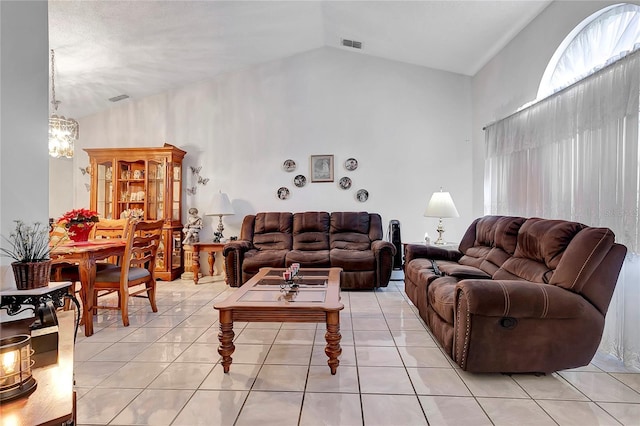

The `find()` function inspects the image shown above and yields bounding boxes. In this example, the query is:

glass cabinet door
[96,161,114,218]
[147,160,163,220]
[172,162,181,221]
[171,230,182,269]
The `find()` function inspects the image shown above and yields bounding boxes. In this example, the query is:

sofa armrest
[404,244,462,265]
[456,279,591,319]
[223,240,253,287]
[371,240,396,288]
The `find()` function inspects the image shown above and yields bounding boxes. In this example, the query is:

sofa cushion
[286,250,330,267]
[428,276,459,325]
[330,212,371,250]
[330,248,375,271]
[496,218,584,283]
[242,249,288,273]
[253,212,293,251]
[293,212,330,251]
[438,264,491,280]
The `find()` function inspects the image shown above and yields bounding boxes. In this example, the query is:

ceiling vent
[109,94,129,102]
[341,38,363,50]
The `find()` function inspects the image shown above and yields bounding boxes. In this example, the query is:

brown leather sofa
[223,211,396,289]
[404,215,627,373]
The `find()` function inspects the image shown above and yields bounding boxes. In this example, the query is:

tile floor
[73,275,640,425]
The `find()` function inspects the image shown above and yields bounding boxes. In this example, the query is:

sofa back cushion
[252,212,293,250]
[459,216,525,276]
[330,212,371,250]
[293,212,330,251]
[494,218,584,283]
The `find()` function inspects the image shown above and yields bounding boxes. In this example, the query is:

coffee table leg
[218,310,235,373]
[325,311,342,375]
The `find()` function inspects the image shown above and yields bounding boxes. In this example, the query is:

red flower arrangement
[58,208,99,242]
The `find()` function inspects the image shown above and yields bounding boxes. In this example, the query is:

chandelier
[49,49,78,159]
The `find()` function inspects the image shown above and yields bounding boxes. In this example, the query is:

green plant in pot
[0,221,53,290]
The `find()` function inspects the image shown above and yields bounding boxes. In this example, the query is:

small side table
[1,281,73,316]
[183,242,226,284]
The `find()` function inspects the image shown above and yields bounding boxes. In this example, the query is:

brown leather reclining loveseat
[404,215,627,373]
[223,211,396,289]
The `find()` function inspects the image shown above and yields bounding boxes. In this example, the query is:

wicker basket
[11,260,51,290]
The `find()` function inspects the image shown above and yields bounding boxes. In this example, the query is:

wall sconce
[0,335,37,402]
[424,188,459,245]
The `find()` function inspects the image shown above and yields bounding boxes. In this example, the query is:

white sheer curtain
[484,50,640,369]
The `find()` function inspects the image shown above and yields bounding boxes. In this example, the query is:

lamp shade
[424,190,459,218]
[207,191,235,216]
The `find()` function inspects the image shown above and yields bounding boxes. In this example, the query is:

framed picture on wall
[310,155,334,182]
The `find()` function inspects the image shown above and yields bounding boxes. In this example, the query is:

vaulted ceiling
[49,0,552,118]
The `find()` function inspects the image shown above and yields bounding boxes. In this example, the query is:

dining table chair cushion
[95,266,150,283]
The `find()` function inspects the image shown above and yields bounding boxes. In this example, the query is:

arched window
[537,3,640,99]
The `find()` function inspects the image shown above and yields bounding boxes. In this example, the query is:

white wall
[471,0,623,215]
[0,0,49,291]
[65,47,473,244]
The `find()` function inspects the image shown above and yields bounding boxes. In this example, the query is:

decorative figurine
[182,207,203,245]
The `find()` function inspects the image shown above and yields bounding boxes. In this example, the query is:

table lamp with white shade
[206,191,235,242]
[424,188,459,245]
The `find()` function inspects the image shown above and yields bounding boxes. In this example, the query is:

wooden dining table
[50,239,126,337]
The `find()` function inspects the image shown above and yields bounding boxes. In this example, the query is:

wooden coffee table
[213,267,343,374]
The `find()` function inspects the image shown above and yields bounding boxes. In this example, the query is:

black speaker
[388,220,402,269]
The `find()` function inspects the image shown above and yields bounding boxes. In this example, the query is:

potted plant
[58,208,99,242]
[0,221,52,289]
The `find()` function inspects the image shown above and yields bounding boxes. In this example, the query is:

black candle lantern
[0,335,37,402]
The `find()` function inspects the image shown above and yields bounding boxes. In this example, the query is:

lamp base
[0,376,37,402]
[433,218,446,245]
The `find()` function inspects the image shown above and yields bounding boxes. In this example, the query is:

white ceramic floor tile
[358,366,415,394]
[306,365,360,393]
[386,317,427,331]
[234,328,279,344]
[200,363,261,390]
[419,396,492,426]
[398,346,452,368]
[408,367,472,396]
[274,328,317,344]
[173,342,219,363]
[220,343,270,365]
[90,341,151,362]
[611,372,640,393]
[537,399,621,425]
[598,402,640,425]
[457,370,529,398]
[477,397,556,425]
[97,361,169,388]
[172,389,249,425]
[74,341,114,361]
[351,316,389,330]
[252,364,309,391]
[76,387,142,424]
[361,394,428,426]
[156,326,207,343]
[300,392,363,425]
[148,362,213,389]
[74,361,125,387]
[110,389,194,425]
[174,314,217,328]
[513,372,589,400]
[356,346,404,366]
[132,342,191,362]
[235,391,303,426]
[391,330,438,347]
[559,371,640,403]
[353,330,396,346]
[265,344,313,365]
[84,325,137,342]
[118,326,172,342]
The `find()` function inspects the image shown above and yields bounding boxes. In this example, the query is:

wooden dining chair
[92,219,164,327]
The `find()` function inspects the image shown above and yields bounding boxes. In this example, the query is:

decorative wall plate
[338,176,352,190]
[283,159,296,172]
[277,187,290,200]
[294,175,307,188]
[356,189,369,202]
[345,158,358,171]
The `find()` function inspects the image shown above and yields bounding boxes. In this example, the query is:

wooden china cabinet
[84,143,187,280]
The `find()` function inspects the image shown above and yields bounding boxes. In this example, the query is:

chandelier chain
[50,49,58,112]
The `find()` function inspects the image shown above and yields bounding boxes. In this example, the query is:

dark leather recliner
[223,211,396,289]
[404,215,627,373]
